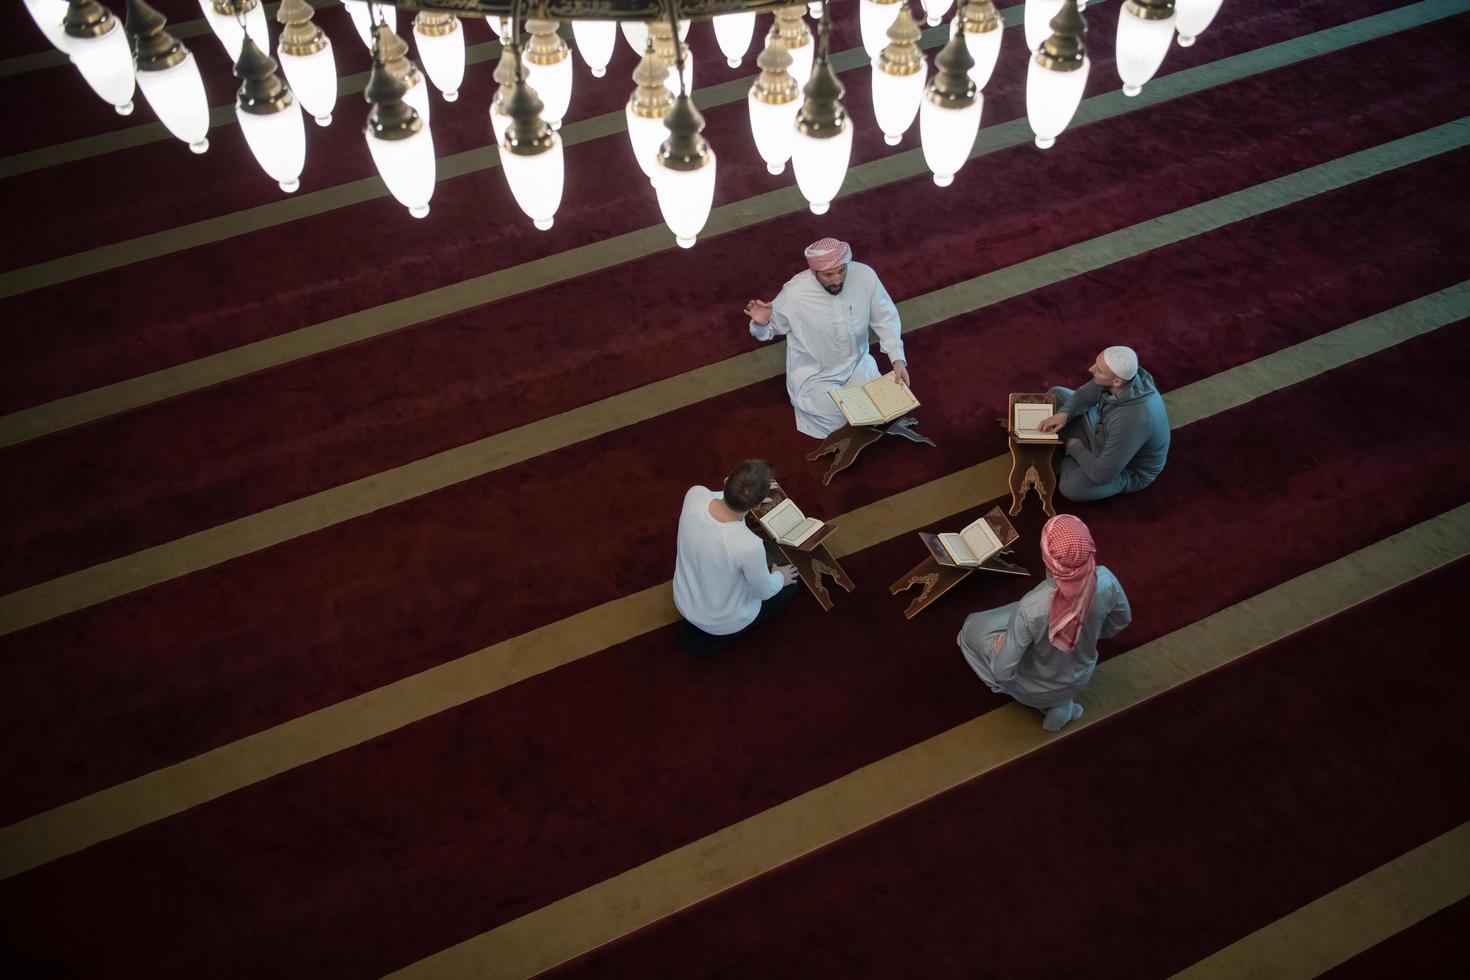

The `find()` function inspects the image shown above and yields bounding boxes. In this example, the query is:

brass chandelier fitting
[876,6,923,79]
[749,36,797,105]
[276,0,328,56]
[1036,0,1088,72]
[126,0,189,71]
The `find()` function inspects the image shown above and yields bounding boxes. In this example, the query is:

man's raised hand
[744,299,773,326]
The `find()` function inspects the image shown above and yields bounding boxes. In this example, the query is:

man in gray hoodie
[1038,346,1170,502]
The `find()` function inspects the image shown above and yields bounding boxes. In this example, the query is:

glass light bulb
[786,31,814,90]
[365,123,435,217]
[859,0,899,61]
[62,19,135,115]
[198,0,269,60]
[278,40,338,126]
[954,17,1004,91]
[713,11,755,68]
[920,93,982,186]
[747,88,799,176]
[1024,0,1065,53]
[621,19,688,56]
[1025,54,1089,148]
[415,17,465,102]
[625,107,669,180]
[808,2,824,18]
[489,101,512,147]
[571,20,616,77]
[136,52,211,152]
[923,0,954,28]
[343,0,394,49]
[791,120,854,215]
[662,50,695,99]
[524,55,573,130]
[1116,5,1176,96]
[501,136,565,230]
[1175,0,1224,46]
[22,0,71,52]
[238,98,306,192]
[871,59,927,146]
[654,153,717,248]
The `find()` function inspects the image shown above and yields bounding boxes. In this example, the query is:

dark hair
[724,459,774,513]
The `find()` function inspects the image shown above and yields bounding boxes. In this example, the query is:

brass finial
[125,0,189,72]
[657,94,712,173]
[492,46,518,113]
[957,0,1002,35]
[415,11,459,38]
[525,18,569,66]
[63,0,115,39]
[751,37,798,105]
[1036,0,1088,71]
[365,42,421,141]
[769,6,811,54]
[795,57,846,138]
[502,77,555,155]
[277,0,328,58]
[212,0,258,16]
[629,38,675,119]
[234,35,293,115]
[876,6,923,77]
[1126,0,1177,20]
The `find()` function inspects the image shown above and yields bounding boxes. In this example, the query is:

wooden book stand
[1001,391,1060,518]
[749,483,854,612]
[807,415,936,486]
[889,506,1030,619]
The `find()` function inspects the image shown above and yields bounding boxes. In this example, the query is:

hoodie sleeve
[1059,380,1103,419]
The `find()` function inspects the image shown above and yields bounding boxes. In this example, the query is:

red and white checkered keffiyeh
[1041,514,1097,652]
[804,237,852,271]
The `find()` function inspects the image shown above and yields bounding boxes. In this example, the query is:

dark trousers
[679,584,800,658]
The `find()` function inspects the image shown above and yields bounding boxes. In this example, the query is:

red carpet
[0,325,1464,973]
[545,557,1470,980]
[1322,896,1470,979]
[3,161,1467,822]
[0,2,1464,976]
[5,34,1468,586]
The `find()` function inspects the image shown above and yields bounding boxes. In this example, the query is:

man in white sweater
[673,459,800,656]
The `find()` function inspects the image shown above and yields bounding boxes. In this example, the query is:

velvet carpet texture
[547,557,1470,980]
[3,153,1468,822]
[0,329,1465,978]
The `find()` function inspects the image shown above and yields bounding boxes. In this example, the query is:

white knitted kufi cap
[1103,345,1139,381]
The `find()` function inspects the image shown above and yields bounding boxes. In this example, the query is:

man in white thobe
[743,238,910,438]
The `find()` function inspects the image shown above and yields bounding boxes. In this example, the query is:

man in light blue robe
[957,515,1131,732]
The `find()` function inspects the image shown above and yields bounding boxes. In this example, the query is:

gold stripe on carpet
[0,290,1459,878]
[1171,822,1470,980]
[384,505,1470,980]
[0,121,1465,634]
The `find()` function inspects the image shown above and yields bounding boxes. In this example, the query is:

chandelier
[29,0,1228,246]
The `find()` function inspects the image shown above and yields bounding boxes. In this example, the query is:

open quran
[829,372,920,427]
[757,498,834,550]
[1012,401,1060,443]
[937,515,1006,567]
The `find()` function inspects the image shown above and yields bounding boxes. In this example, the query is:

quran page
[939,532,979,567]
[959,517,1004,565]
[830,386,883,426]
[862,373,920,422]
[759,499,804,540]
[1013,402,1060,442]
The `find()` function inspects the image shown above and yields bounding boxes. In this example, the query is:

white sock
[1043,701,1084,733]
